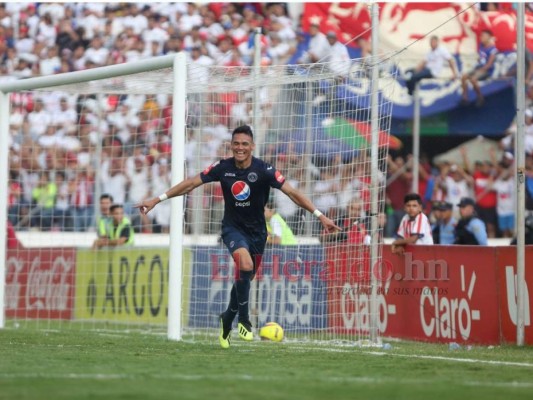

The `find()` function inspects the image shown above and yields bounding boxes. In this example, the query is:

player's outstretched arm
[134,174,204,215]
[280,181,341,233]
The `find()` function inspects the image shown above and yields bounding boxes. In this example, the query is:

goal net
[1,53,396,344]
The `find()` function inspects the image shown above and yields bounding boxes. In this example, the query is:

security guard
[96,194,113,238]
[433,201,456,245]
[92,204,134,248]
[264,202,297,245]
[454,197,488,245]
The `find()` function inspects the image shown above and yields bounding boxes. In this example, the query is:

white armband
[313,209,323,218]
[158,193,168,202]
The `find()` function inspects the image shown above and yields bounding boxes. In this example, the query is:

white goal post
[0,53,188,339]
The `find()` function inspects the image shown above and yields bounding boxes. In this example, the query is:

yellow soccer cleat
[238,320,253,341]
[219,314,231,349]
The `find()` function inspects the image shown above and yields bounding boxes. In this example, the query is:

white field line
[361,351,533,368]
[286,345,533,368]
[1,372,532,389]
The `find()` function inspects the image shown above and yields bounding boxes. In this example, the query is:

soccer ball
[259,322,284,342]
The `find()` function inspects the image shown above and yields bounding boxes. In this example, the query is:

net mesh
[4,56,396,342]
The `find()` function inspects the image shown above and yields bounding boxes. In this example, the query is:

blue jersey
[477,44,497,73]
[200,157,286,237]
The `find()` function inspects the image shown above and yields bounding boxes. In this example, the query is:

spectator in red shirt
[385,155,411,237]
[462,148,497,238]
[320,198,369,245]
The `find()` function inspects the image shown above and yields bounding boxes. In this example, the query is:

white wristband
[313,209,323,218]
[158,193,168,202]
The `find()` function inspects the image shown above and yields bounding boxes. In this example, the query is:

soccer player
[391,193,433,255]
[135,125,340,348]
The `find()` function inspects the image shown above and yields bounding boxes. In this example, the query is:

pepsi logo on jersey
[231,181,251,201]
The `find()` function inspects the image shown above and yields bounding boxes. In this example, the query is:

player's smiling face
[231,133,255,166]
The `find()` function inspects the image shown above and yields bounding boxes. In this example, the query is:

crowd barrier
[4,244,532,345]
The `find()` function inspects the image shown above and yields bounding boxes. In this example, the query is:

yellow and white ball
[259,322,284,342]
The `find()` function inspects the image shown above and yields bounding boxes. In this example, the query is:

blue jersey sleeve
[469,219,488,245]
[200,160,222,183]
[264,163,286,189]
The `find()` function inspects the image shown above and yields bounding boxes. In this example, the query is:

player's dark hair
[232,125,254,141]
[100,193,114,202]
[110,204,123,212]
[404,193,422,205]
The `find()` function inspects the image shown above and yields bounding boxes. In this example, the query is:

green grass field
[1,325,533,400]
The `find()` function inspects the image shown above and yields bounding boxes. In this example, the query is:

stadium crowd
[1,2,528,242]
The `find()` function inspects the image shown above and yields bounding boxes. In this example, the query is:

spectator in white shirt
[25,4,40,39]
[37,125,61,149]
[178,3,202,33]
[325,31,352,77]
[150,158,172,233]
[84,36,109,66]
[39,3,66,24]
[52,97,78,129]
[267,32,290,65]
[37,13,57,47]
[440,164,474,220]
[392,193,434,254]
[39,46,61,76]
[0,4,11,28]
[269,16,296,43]
[228,14,247,44]
[489,165,516,238]
[12,58,33,79]
[405,35,458,96]
[201,11,225,42]
[306,23,330,63]
[122,4,148,36]
[15,25,34,56]
[27,99,51,138]
[126,155,150,226]
[142,14,169,54]
[78,7,102,40]
[101,158,129,206]
[188,46,214,85]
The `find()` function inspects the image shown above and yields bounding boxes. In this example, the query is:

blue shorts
[221,226,266,271]
[498,214,515,231]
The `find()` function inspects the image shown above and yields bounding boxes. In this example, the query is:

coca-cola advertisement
[5,249,76,319]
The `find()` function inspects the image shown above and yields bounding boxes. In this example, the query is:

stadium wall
[4,244,531,345]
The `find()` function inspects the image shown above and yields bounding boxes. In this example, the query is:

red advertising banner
[382,245,501,345]
[324,244,501,344]
[5,248,76,320]
[324,243,373,333]
[495,247,533,344]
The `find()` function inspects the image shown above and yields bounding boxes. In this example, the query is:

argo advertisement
[74,248,178,324]
[4,245,533,345]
